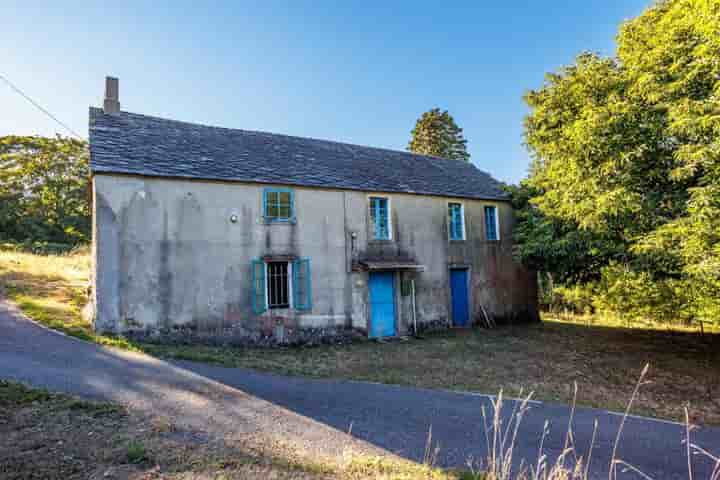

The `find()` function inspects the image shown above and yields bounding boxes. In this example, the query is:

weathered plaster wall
[93,174,537,342]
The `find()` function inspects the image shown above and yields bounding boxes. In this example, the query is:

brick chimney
[103,76,120,114]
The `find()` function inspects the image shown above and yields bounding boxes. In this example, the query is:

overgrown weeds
[471,365,720,480]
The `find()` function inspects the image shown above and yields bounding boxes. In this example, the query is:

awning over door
[359,260,425,271]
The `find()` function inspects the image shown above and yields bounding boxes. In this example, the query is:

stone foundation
[123,323,363,347]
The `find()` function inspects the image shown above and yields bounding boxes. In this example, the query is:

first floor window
[369,196,390,240]
[251,258,312,313]
[267,262,290,308]
[448,202,465,240]
[484,205,499,241]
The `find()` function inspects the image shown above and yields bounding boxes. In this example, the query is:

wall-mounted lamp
[229,214,238,223]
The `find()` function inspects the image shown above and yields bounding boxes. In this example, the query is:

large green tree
[516,0,720,324]
[408,108,470,161]
[0,135,90,245]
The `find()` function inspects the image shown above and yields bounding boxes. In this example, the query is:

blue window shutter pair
[251,258,311,313]
[370,197,390,240]
[292,258,312,311]
[485,206,498,241]
[448,203,464,240]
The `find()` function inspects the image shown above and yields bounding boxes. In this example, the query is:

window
[263,188,294,221]
[267,262,290,308]
[484,206,499,241]
[251,258,312,314]
[369,196,391,240]
[448,202,465,240]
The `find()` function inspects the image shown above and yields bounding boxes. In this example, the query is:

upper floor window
[263,187,294,222]
[369,196,391,240]
[448,202,465,240]
[484,205,499,241]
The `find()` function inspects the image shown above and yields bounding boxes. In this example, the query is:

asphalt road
[1,299,718,479]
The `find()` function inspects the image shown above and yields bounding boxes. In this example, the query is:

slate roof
[89,107,508,201]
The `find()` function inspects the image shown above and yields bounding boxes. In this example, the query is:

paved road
[1,299,718,479]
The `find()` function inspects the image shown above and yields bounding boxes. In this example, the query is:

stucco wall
[92,174,537,342]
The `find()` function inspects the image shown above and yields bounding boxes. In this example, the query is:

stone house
[89,77,537,344]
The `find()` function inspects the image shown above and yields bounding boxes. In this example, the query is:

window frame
[262,187,295,223]
[484,205,500,241]
[447,202,466,241]
[368,195,392,241]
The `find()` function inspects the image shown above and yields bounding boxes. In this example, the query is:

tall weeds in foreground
[470,364,720,480]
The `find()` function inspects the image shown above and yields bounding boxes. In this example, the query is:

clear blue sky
[2,1,648,184]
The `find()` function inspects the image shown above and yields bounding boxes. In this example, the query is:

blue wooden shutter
[456,206,463,239]
[292,258,312,311]
[251,259,267,314]
[288,189,295,221]
[262,189,271,219]
[376,198,389,239]
[485,206,498,241]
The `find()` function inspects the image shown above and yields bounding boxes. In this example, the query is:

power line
[0,73,84,139]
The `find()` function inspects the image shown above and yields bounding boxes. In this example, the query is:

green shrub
[126,440,147,464]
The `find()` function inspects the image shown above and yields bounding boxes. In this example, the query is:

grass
[0,247,138,350]
[546,310,720,335]
[125,440,148,464]
[1,380,475,479]
[2,247,719,425]
[3,379,718,480]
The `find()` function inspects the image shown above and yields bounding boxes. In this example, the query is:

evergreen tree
[408,108,470,161]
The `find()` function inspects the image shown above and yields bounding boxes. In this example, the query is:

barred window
[267,262,289,308]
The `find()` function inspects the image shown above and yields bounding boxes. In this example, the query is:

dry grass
[546,311,720,335]
[471,368,720,480]
[2,248,719,425]
[0,247,137,350]
[148,323,720,425]
[0,380,471,480]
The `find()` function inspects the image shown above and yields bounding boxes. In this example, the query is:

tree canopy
[515,0,720,324]
[408,108,470,161]
[0,135,90,246]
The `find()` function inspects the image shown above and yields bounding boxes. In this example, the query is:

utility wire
[0,73,84,139]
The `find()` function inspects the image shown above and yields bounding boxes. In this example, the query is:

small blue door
[450,269,470,327]
[369,272,396,338]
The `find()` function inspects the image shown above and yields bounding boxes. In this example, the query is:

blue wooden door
[369,272,396,338]
[450,269,470,327]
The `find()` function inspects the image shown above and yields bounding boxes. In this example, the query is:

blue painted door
[369,272,396,338]
[450,269,470,327]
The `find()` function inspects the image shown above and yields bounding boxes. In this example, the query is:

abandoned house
[89,77,538,344]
